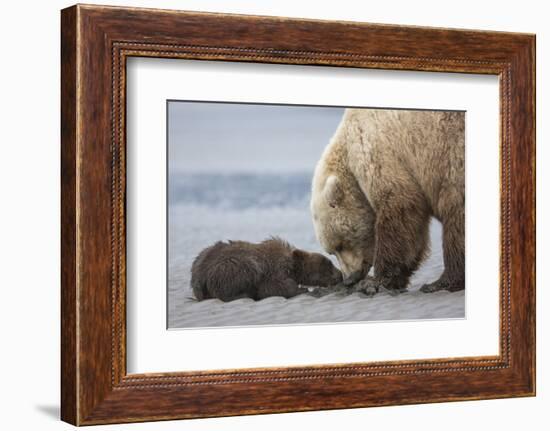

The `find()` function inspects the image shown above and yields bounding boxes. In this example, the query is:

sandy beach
[167,176,465,329]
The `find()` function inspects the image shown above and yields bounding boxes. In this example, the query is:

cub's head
[292,249,342,287]
[310,175,375,283]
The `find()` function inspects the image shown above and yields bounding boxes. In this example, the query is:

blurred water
[170,172,315,211]
[167,172,465,328]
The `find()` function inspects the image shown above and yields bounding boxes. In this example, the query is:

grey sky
[168,101,344,174]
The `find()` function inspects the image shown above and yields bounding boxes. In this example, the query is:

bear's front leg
[421,198,465,293]
[367,190,431,296]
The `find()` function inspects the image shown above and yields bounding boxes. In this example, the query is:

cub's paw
[305,285,348,298]
[305,287,323,298]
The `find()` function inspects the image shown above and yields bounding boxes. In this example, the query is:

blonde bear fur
[311,108,465,294]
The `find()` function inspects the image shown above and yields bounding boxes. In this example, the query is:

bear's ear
[324,176,343,208]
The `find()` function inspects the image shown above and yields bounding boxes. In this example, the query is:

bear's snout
[342,269,364,287]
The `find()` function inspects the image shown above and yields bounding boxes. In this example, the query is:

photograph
[167,101,466,329]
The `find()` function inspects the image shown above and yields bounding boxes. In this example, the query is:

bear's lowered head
[311,172,376,285]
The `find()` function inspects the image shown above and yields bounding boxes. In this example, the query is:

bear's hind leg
[421,198,464,293]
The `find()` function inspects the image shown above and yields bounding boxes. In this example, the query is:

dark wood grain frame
[61,4,535,426]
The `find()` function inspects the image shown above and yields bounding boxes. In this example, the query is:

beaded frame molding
[61,4,535,425]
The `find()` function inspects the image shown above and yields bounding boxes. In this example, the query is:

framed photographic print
[61,4,536,425]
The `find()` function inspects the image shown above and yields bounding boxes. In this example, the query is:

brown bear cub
[191,237,342,302]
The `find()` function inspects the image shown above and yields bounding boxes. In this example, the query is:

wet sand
[168,215,465,329]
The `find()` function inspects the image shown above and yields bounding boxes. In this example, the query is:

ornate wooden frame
[61,4,535,425]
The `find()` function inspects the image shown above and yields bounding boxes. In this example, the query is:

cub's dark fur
[191,238,342,302]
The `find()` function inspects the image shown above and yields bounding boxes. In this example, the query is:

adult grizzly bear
[310,108,464,295]
[191,238,342,302]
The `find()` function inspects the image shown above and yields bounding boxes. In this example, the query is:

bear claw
[382,286,407,297]
[354,277,409,297]
[420,283,442,293]
[354,277,380,297]
[364,285,378,297]
[421,278,464,293]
